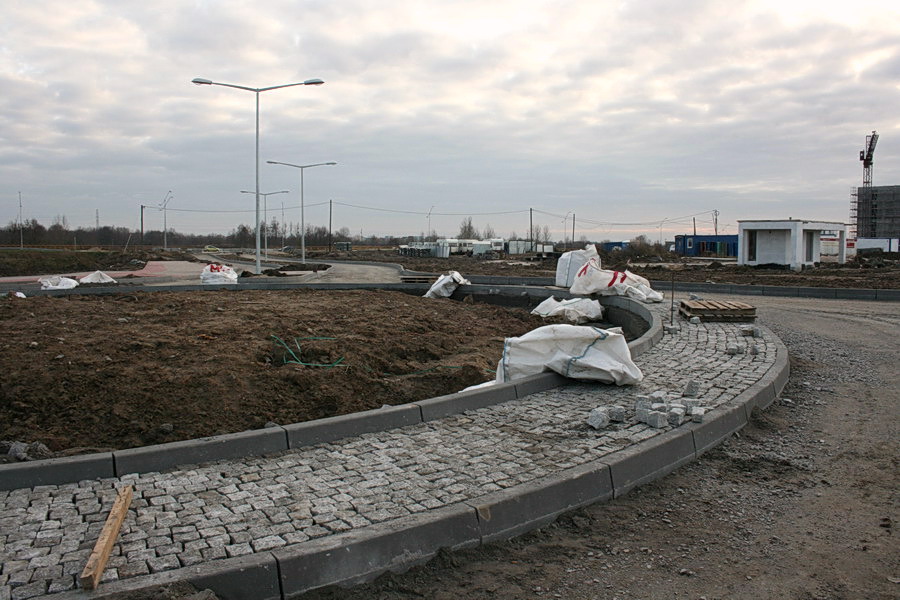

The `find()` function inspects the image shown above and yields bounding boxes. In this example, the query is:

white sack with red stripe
[495,324,643,386]
[569,259,663,302]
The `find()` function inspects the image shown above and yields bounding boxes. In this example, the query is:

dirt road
[303,296,899,600]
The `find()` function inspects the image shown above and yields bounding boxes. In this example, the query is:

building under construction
[854,185,900,239]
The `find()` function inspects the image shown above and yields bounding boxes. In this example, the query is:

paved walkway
[0,302,778,599]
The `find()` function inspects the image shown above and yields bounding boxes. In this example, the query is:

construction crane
[860,130,879,187]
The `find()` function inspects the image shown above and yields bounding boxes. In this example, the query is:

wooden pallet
[679,299,757,322]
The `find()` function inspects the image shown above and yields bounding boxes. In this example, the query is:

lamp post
[241,190,288,261]
[160,190,173,250]
[192,76,324,273]
[266,161,337,263]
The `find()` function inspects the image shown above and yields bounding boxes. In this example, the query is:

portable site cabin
[674,235,738,258]
[737,219,847,271]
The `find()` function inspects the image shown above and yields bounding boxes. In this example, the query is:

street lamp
[241,190,288,261]
[266,160,337,263]
[192,76,324,273]
[159,190,173,250]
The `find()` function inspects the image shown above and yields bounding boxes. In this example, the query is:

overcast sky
[2,0,899,242]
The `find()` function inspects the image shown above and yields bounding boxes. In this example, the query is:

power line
[332,201,529,217]
[161,200,330,214]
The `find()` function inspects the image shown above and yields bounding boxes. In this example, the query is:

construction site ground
[1,250,898,599]
[0,290,562,455]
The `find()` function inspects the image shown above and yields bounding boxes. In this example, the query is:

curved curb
[0,292,655,491]
[48,322,790,600]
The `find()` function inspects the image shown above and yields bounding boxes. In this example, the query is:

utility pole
[693,217,697,236]
[572,212,575,247]
[328,199,333,253]
[18,191,23,249]
[95,209,99,230]
[140,205,146,246]
[529,208,534,252]
[713,209,719,236]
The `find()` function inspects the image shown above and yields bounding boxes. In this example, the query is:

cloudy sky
[2,0,899,242]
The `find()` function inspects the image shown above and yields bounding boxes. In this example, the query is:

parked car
[203,245,221,253]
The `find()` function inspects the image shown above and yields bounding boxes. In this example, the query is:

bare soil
[0,290,557,454]
[634,261,900,289]
[0,249,197,277]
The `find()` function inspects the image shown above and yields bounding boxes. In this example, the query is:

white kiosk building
[737,219,847,271]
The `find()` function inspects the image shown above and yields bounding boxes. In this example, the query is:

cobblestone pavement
[0,304,777,599]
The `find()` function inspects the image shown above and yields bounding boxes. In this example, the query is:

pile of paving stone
[0,440,53,463]
[587,380,708,431]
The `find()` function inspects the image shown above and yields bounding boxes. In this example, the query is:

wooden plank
[80,486,133,591]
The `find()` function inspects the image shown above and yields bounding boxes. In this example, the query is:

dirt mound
[0,249,198,277]
[0,289,552,454]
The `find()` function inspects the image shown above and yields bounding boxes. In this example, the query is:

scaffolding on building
[855,185,900,239]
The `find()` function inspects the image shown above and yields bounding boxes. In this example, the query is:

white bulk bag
[496,324,643,386]
[531,297,604,324]
[200,264,238,284]
[79,270,117,284]
[39,276,79,290]
[424,271,470,299]
[555,245,600,287]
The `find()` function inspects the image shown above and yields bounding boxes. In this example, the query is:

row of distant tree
[0,217,358,249]
[0,216,667,257]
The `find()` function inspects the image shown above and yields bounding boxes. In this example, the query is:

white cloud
[1,0,898,239]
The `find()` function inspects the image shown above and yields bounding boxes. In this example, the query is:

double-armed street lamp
[266,161,337,263]
[240,190,288,261]
[191,76,324,273]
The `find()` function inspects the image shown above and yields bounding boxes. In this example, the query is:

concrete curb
[603,429,696,498]
[112,428,289,478]
[467,461,614,544]
[272,504,480,597]
[0,453,115,491]
[0,292,656,490]
[48,547,283,600]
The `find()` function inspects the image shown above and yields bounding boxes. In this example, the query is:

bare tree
[482,223,496,239]
[540,225,551,243]
[457,217,479,239]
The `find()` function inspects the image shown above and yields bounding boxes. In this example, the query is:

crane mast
[860,130,879,187]
[851,130,879,239]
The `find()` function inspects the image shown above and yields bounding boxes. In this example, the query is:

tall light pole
[160,190,173,250]
[192,76,324,273]
[266,161,337,263]
[241,190,288,261]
